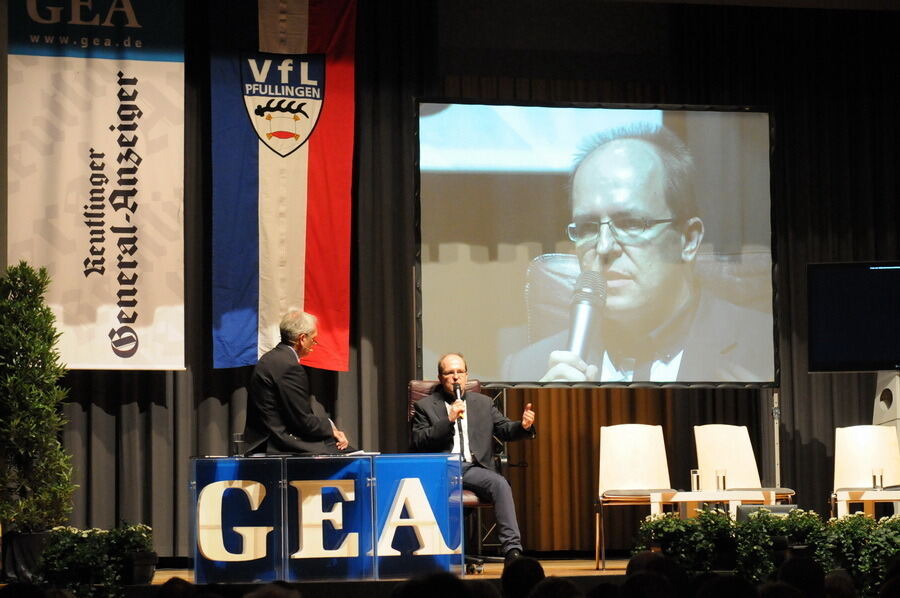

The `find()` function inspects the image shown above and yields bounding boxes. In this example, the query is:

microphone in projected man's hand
[453,382,464,418]
[566,271,607,360]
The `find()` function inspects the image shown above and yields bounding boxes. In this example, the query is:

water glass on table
[232,432,247,457]
[872,467,884,490]
[690,469,701,492]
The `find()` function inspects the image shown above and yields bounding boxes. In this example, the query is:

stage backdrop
[210,0,355,372]
[6,0,185,370]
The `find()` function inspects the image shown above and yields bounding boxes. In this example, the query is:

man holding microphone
[410,352,536,566]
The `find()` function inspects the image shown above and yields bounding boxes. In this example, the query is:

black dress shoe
[504,548,523,566]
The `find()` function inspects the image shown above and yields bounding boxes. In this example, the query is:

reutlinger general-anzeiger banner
[6,0,185,369]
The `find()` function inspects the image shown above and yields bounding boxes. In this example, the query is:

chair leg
[476,507,484,555]
[595,505,607,570]
[480,520,497,547]
[601,505,607,570]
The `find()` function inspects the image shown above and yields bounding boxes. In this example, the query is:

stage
[123,557,628,597]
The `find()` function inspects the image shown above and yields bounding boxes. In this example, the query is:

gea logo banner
[191,455,464,583]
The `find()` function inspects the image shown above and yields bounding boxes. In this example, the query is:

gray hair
[279,310,317,344]
[572,122,698,223]
[437,353,467,376]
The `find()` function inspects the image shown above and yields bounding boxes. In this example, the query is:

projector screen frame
[413,98,781,389]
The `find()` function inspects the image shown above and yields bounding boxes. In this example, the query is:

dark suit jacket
[244,342,335,454]
[409,389,535,471]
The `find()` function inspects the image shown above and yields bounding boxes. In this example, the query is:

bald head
[573,123,697,223]
[569,125,704,328]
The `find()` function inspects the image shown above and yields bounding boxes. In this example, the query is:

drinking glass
[715,469,727,491]
[232,432,247,457]
[873,467,884,490]
[690,469,701,492]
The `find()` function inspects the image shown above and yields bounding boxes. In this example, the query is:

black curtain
[53,1,899,556]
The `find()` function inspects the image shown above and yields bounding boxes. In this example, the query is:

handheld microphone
[453,382,464,418]
[566,271,607,360]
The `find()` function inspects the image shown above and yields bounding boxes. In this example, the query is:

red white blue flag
[211,0,355,371]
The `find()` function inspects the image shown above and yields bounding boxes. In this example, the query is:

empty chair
[596,423,674,570]
[832,424,900,517]
[693,424,794,502]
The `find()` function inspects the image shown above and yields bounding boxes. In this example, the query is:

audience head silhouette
[527,577,584,598]
[777,556,825,598]
[502,556,546,598]
[393,571,471,598]
[695,574,758,598]
[620,571,673,598]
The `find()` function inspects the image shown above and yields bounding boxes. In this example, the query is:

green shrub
[637,509,900,594]
[826,513,878,586]
[690,508,736,572]
[0,262,75,533]
[734,508,828,583]
[782,508,830,566]
[860,516,900,596]
[633,512,695,569]
[39,524,154,598]
[735,509,778,583]
[634,509,736,572]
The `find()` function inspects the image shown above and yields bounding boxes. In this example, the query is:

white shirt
[444,399,473,462]
[600,350,685,382]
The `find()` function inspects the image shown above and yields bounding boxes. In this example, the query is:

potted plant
[634,509,736,573]
[108,523,157,585]
[39,527,112,595]
[735,509,778,583]
[859,515,900,596]
[633,512,695,569]
[781,508,829,564]
[0,262,76,581]
[825,512,877,589]
[734,508,828,583]
[639,507,900,592]
[39,524,155,597]
[689,508,736,572]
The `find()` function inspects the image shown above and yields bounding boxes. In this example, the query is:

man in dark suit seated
[243,310,352,455]
[410,352,536,566]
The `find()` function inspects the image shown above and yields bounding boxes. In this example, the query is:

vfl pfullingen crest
[241,54,325,157]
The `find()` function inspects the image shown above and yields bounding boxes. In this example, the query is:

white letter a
[376,478,460,556]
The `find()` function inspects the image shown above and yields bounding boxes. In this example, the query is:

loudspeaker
[873,371,900,425]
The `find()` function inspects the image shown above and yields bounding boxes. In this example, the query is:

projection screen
[418,103,775,385]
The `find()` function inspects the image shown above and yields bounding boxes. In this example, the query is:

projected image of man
[505,123,771,382]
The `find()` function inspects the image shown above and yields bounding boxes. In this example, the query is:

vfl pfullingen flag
[211,0,354,370]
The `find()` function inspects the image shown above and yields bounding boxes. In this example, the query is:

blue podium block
[373,454,464,579]
[284,456,376,581]
[191,457,284,584]
[190,454,463,582]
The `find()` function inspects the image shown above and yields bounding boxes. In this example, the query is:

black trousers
[462,461,522,553]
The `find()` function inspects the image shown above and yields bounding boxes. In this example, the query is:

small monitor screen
[808,262,900,373]
[418,102,776,384]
